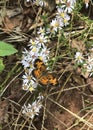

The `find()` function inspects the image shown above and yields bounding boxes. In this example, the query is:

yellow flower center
[60,13,65,18]
[55,22,59,27]
[32,41,35,45]
[63,19,67,24]
[29,86,34,92]
[32,47,37,52]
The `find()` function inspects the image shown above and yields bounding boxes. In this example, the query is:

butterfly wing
[32,69,42,79]
[32,59,58,86]
[34,59,46,71]
[39,75,49,86]
[47,73,58,85]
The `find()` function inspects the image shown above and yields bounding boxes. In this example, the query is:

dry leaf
[0,100,9,123]
[87,78,93,93]
[3,16,15,32]
[2,16,21,33]
[71,39,86,52]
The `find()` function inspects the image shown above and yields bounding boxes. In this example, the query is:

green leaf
[0,41,18,56]
[0,59,5,72]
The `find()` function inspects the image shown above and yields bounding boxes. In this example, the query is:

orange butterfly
[32,59,58,86]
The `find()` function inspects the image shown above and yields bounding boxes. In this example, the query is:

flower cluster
[21,30,50,92]
[50,0,76,34]
[22,94,43,119]
[22,0,77,92]
[75,48,93,77]
[22,0,76,119]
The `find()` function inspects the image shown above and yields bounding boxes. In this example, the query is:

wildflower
[65,0,76,13]
[22,67,38,91]
[29,47,41,62]
[22,76,38,91]
[75,52,84,63]
[29,39,41,49]
[50,18,63,33]
[36,35,49,45]
[84,0,90,8]
[22,72,31,85]
[21,45,41,69]
[56,7,70,26]
[38,46,50,62]
[56,7,66,19]
[37,27,45,36]
[59,0,76,5]
[22,95,43,119]
[86,65,93,77]
[21,49,32,68]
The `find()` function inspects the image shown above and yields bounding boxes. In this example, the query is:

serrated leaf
[0,41,18,56]
[0,59,5,72]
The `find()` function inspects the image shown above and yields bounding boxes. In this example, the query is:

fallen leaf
[0,100,9,123]
[3,16,15,32]
[2,15,21,33]
[71,39,86,52]
[87,78,93,93]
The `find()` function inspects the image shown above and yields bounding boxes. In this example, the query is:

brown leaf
[75,67,89,79]
[2,16,20,33]
[0,100,9,123]
[71,39,86,52]
[87,78,93,93]
[3,16,15,32]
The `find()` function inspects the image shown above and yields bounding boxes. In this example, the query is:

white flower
[38,46,50,62]
[22,69,38,91]
[86,65,93,77]
[36,35,49,45]
[59,0,76,6]
[50,18,63,33]
[22,79,38,92]
[56,7,70,26]
[22,95,43,119]
[21,59,30,68]
[22,72,31,85]
[75,52,84,63]
[65,0,76,13]
[28,47,41,62]
[67,0,76,6]
[84,0,90,8]
[37,27,45,35]
[29,39,41,49]
[50,18,59,32]
[21,45,41,69]
[21,49,32,68]
[56,7,65,19]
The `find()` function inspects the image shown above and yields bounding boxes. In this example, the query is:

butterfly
[32,59,58,86]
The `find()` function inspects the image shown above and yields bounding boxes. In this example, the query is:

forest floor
[0,0,93,130]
